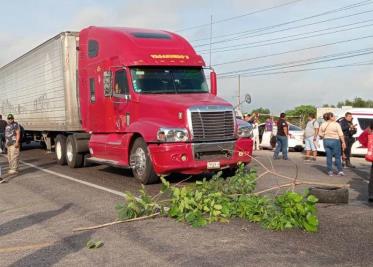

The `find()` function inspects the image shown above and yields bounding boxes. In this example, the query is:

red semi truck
[0,26,253,184]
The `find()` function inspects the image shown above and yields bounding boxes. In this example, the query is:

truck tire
[309,186,349,204]
[130,138,159,184]
[222,164,251,178]
[222,167,237,178]
[55,135,67,165]
[66,135,84,168]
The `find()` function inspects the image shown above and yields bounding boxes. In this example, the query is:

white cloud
[0,33,48,67]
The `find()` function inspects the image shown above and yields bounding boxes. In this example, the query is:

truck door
[105,69,131,163]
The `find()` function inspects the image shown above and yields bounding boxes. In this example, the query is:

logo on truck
[150,54,190,60]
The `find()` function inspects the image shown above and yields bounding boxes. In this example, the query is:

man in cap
[0,114,7,153]
[5,114,21,175]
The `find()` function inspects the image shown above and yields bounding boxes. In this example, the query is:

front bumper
[148,138,253,175]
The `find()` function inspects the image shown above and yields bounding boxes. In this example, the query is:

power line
[198,18,373,52]
[231,61,373,78]
[198,20,373,54]
[216,60,373,79]
[194,8,373,47]
[176,0,304,32]
[219,50,373,77]
[213,34,373,66]
[190,0,373,41]
[232,49,373,74]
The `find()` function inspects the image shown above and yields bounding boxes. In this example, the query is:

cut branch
[73,212,160,232]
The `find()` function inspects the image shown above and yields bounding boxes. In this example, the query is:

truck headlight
[157,128,189,142]
[237,124,253,138]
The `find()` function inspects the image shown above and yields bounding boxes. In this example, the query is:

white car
[317,108,373,156]
[258,123,305,152]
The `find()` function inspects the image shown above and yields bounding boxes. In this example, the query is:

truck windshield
[130,67,209,94]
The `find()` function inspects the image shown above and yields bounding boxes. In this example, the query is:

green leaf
[86,240,96,249]
[307,195,319,203]
[303,222,317,232]
[306,213,319,226]
[95,240,104,248]
[213,204,223,210]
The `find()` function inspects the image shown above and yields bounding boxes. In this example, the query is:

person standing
[265,116,274,132]
[357,122,373,202]
[273,113,289,160]
[0,114,7,153]
[5,114,21,175]
[339,112,357,168]
[252,118,260,150]
[304,114,319,161]
[319,112,346,176]
[243,113,251,122]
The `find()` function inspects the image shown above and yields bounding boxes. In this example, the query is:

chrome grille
[189,106,235,141]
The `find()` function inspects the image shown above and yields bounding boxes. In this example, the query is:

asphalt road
[0,144,372,267]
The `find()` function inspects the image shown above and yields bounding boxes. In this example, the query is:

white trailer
[0,32,81,132]
[0,32,85,149]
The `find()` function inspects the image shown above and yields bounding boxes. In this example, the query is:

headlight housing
[157,128,189,142]
[237,124,253,138]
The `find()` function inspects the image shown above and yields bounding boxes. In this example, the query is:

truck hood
[129,93,234,142]
[138,93,231,109]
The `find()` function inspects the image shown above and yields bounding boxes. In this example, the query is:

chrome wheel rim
[56,141,62,160]
[131,147,146,176]
[66,141,73,162]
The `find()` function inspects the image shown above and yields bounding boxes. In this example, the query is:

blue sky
[1,0,372,113]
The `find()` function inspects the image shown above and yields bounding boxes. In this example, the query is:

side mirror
[103,71,113,96]
[210,71,217,96]
[245,94,251,104]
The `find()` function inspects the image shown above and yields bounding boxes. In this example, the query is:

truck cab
[75,26,253,184]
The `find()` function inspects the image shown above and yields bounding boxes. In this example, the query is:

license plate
[207,161,220,169]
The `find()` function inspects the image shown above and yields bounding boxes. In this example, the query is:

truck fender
[71,133,91,153]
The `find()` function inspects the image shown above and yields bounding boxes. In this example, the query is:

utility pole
[237,74,241,107]
[209,15,213,67]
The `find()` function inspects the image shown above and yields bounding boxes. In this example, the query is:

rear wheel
[130,138,159,184]
[55,135,67,165]
[66,135,84,168]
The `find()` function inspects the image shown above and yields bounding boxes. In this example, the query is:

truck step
[87,157,131,169]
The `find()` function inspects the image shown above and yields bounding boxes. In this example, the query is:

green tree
[250,107,271,123]
[285,105,316,117]
[337,97,373,108]
[285,105,317,127]
[250,107,271,115]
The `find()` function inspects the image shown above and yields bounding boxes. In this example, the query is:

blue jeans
[274,135,288,159]
[323,138,342,172]
[0,133,4,152]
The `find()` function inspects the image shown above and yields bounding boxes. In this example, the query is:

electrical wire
[213,34,373,66]
[190,0,373,42]
[176,0,305,32]
[219,54,373,77]
[218,47,373,75]
[193,8,373,47]
[197,19,373,54]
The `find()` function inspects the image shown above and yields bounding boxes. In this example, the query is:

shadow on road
[1,161,60,182]
[0,203,72,237]
[8,231,92,267]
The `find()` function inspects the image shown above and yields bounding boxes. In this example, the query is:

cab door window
[89,78,96,103]
[113,70,129,97]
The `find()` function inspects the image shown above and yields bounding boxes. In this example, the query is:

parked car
[258,123,305,152]
[317,108,373,156]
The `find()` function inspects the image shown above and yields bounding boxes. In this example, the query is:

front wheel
[130,138,159,184]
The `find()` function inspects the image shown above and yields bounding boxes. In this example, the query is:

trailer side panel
[0,32,81,131]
